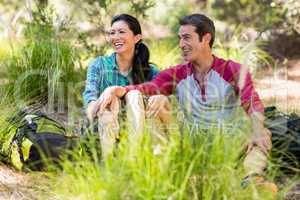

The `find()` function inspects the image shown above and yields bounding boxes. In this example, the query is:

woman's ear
[134,34,142,44]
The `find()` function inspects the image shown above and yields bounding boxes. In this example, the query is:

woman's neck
[116,50,134,73]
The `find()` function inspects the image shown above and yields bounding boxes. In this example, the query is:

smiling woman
[82,14,172,159]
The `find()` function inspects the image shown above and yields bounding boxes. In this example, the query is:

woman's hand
[95,86,127,116]
[86,100,98,122]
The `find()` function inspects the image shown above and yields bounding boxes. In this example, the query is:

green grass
[0,9,85,109]
[3,38,84,106]
[38,121,283,200]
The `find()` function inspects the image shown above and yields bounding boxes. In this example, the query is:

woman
[83,14,171,159]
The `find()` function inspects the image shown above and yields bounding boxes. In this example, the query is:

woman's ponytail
[132,41,151,84]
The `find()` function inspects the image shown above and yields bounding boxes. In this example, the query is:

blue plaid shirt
[82,52,159,107]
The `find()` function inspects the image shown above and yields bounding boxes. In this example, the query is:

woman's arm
[83,58,103,121]
[96,65,183,116]
[82,58,102,107]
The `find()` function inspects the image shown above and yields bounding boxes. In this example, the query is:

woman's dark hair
[111,14,151,84]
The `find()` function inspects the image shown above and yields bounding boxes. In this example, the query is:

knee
[125,90,144,106]
[125,90,145,114]
[146,95,172,123]
[98,109,117,124]
[147,95,171,111]
[148,95,169,104]
[125,90,143,100]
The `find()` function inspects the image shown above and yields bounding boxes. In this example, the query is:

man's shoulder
[213,56,242,73]
[170,62,192,72]
[158,63,192,81]
[215,56,240,66]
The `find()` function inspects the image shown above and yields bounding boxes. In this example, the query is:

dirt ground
[285,183,300,200]
[0,163,37,200]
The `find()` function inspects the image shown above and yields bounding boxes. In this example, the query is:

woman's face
[109,20,141,54]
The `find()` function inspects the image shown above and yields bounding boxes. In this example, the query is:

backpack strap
[17,114,66,133]
[9,116,39,164]
[9,127,27,163]
[9,109,66,133]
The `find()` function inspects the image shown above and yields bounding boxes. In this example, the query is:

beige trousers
[97,90,172,159]
[243,146,269,176]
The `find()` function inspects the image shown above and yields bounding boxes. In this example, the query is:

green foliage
[2,7,84,107]
[214,27,274,72]
[153,0,200,35]
[129,0,156,18]
[148,37,181,70]
[281,0,300,34]
[211,0,285,33]
[75,0,155,17]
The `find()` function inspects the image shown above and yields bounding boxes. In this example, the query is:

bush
[2,8,85,109]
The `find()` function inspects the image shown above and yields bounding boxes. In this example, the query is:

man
[94,14,277,195]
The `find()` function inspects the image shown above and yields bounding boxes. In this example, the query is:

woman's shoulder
[88,56,103,68]
[88,53,115,69]
[149,63,160,79]
[149,63,159,72]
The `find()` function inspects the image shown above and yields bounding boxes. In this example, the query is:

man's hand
[247,127,272,155]
[247,112,272,155]
[146,95,171,119]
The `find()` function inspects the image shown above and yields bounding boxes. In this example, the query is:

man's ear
[134,34,142,44]
[203,33,212,45]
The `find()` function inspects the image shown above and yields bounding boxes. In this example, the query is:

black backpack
[0,110,99,171]
[264,106,300,172]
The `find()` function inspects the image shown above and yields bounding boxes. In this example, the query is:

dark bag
[0,110,82,170]
[264,106,300,171]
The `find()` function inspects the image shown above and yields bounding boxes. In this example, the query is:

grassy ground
[38,123,282,200]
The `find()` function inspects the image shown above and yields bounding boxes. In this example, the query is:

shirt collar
[190,55,217,75]
[110,52,119,70]
[111,52,133,76]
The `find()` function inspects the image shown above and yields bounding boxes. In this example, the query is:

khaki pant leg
[146,95,173,154]
[243,146,268,176]
[125,90,146,142]
[97,97,120,160]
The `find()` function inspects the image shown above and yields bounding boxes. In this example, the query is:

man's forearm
[248,111,272,153]
[250,111,265,133]
[111,86,127,98]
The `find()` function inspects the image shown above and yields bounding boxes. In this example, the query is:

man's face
[178,25,208,62]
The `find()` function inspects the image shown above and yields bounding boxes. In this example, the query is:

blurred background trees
[1,0,299,61]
